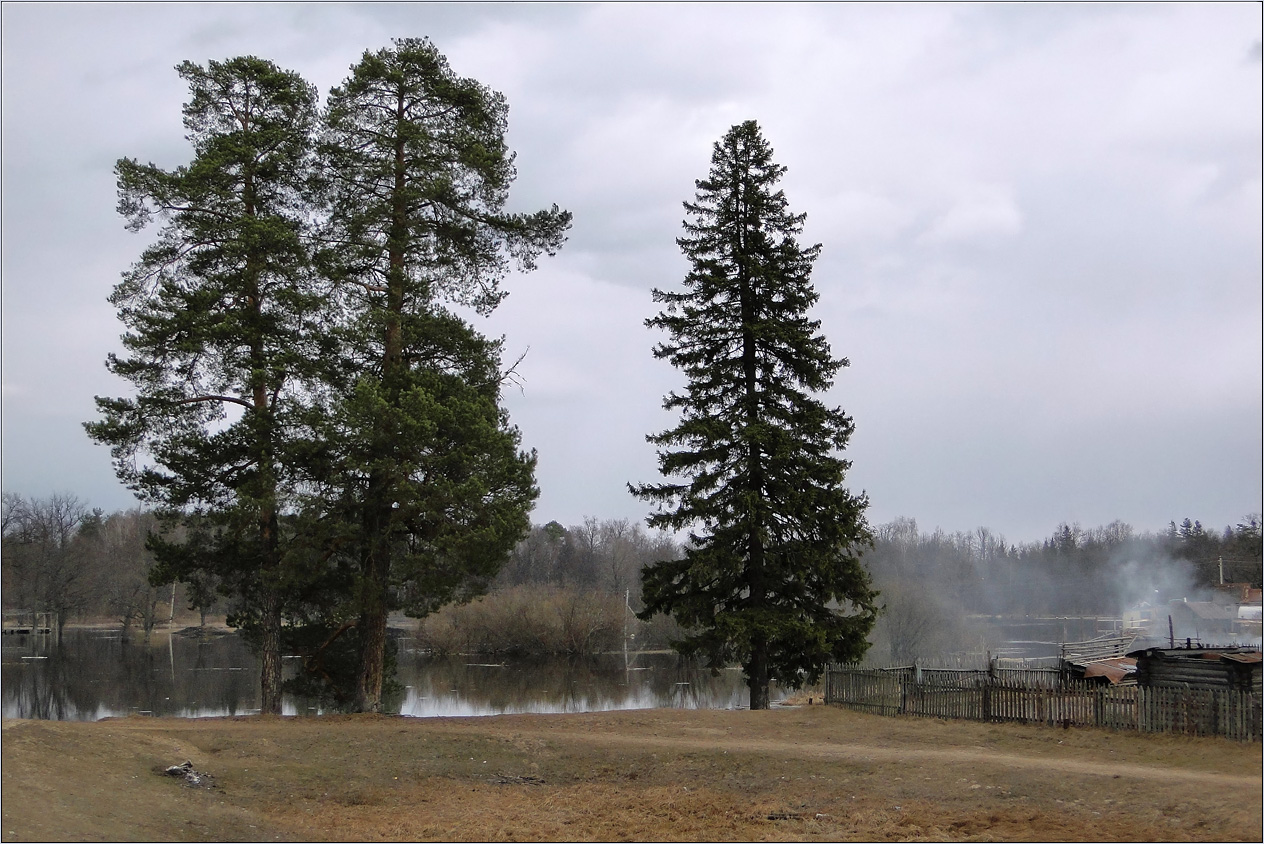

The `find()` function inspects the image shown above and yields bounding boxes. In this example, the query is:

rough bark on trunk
[352,102,408,715]
[748,643,771,710]
[243,166,284,717]
[259,587,283,715]
[354,500,391,712]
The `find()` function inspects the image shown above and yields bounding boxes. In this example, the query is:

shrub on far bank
[417,585,683,656]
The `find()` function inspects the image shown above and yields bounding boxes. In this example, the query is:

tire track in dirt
[516,728,1260,788]
[15,714,1254,790]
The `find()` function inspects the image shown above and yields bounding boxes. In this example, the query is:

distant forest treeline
[869,515,1263,616]
[862,514,1261,664]
[2,491,1260,657]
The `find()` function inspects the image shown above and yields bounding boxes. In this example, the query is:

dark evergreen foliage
[312,38,571,711]
[84,57,326,713]
[84,40,570,713]
[632,120,878,709]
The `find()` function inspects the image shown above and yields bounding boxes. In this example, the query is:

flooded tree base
[2,707,1259,841]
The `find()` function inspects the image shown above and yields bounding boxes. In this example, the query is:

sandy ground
[2,706,1260,842]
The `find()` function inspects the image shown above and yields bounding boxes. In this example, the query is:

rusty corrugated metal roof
[1221,652,1263,665]
[1083,657,1137,684]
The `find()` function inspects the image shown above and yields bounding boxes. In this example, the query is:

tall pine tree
[317,38,570,712]
[85,57,326,714]
[633,120,878,710]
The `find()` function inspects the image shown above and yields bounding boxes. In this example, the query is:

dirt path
[520,726,1257,786]
[3,707,1260,841]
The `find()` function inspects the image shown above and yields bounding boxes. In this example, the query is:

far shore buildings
[1121,582,1262,646]
[1065,583,1262,689]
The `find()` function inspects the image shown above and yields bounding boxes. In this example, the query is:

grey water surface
[2,629,764,721]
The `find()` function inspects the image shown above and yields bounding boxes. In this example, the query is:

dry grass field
[3,705,1260,841]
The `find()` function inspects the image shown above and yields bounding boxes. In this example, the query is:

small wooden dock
[1,610,52,635]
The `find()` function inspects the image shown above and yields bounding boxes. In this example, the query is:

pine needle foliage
[316,38,570,711]
[85,57,326,714]
[632,121,878,709]
[87,41,570,715]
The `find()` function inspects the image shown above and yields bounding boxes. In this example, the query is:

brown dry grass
[3,706,1260,842]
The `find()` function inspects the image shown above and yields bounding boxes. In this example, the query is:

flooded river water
[1,628,766,720]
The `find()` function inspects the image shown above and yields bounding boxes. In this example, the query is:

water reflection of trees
[2,631,260,720]
[3,632,759,720]
[394,647,751,716]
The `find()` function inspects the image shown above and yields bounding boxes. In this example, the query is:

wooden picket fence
[825,664,1261,742]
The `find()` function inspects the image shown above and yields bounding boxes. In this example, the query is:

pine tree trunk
[260,587,283,715]
[355,505,390,713]
[355,605,387,712]
[355,473,393,713]
[244,174,285,718]
[748,639,771,710]
[352,110,407,716]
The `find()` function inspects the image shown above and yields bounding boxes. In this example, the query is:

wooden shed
[1167,601,1239,640]
[1127,645,1262,695]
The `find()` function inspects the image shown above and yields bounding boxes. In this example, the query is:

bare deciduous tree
[0,493,92,640]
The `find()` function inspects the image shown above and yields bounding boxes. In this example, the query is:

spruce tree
[317,38,570,712]
[632,120,878,710]
[85,57,325,714]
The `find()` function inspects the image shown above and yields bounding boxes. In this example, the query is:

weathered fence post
[823,662,1260,742]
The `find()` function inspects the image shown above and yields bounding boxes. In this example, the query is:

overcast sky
[2,3,1260,545]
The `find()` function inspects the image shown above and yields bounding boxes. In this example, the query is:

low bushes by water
[417,585,682,656]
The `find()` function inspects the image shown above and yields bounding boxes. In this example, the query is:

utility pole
[623,589,634,669]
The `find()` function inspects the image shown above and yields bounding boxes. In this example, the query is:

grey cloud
[1,3,1258,541]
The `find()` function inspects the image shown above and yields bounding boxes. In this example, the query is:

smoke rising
[862,517,1262,666]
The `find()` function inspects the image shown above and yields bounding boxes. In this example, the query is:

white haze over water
[1109,555,1200,618]
[1096,549,1257,648]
